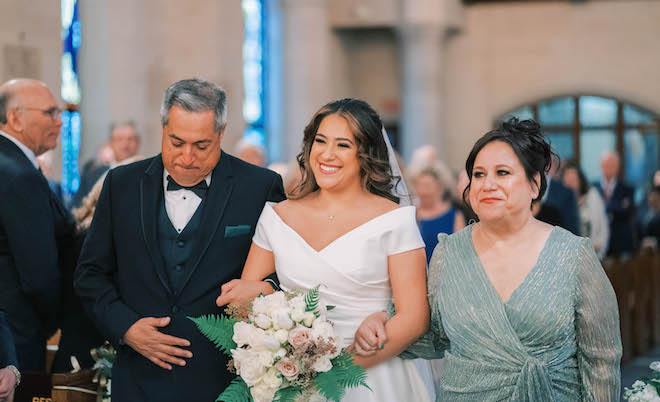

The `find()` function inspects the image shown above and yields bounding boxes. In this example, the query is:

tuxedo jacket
[595,180,636,256]
[75,152,285,401]
[0,135,74,371]
[0,310,17,368]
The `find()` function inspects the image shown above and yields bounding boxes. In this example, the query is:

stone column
[399,23,446,161]
[280,0,331,162]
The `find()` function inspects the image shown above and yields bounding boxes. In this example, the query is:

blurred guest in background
[455,169,478,224]
[0,310,19,402]
[561,160,609,259]
[235,137,266,167]
[73,121,140,207]
[639,185,660,249]
[536,154,580,234]
[0,78,74,372]
[596,151,636,257]
[410,144,438,167]
[411,162,465,263]
[36,150,64,204]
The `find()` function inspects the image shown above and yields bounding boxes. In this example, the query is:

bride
[216,98,435,401]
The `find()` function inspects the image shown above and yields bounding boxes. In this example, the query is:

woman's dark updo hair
[290,98,401,203]
[463,117,557,207]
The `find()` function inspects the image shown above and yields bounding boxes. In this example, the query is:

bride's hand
[350,312,388,357]
[215,279,273,307]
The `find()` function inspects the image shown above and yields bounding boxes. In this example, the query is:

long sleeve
[574,237,622,401]
[1,171,62,335]
[0,311,17,368]
[398,233,449,360]
[74,169,140,346]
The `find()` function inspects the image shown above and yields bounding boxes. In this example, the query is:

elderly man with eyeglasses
[0,78,75,373]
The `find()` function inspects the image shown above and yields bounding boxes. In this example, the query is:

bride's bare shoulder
[365,194,401,215]
[273,197,314,219]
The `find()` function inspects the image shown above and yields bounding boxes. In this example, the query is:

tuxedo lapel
[176,152,235,296]
[140,155,170,293]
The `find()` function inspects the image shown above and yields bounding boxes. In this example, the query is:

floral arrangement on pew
[91,342,117,402]
[189,285,370,402]
[624,361,660,401]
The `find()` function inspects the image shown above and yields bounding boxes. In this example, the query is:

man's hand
[349,312,388,357]
[0,367,17,402]
[216,279,273,307]
[123,317,192,370]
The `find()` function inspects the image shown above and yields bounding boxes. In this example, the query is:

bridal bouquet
[189,285,370,402]
[624,361,660,401]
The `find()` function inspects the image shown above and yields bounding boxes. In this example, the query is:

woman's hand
[216,279,273,307]
[349,312,388,357]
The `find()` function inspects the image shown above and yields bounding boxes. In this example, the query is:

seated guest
[411,162,465,263]
[0,310,19,402]
[595,151,636,257]
[561,160,609,258]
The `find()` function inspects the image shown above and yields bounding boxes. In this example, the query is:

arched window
[503,96,660,195]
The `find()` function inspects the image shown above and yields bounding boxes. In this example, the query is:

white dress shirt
[163,169,212,232]
[0,130,39,169]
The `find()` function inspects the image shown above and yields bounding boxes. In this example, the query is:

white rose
[254,314,272,330]
[260,334,281,351]
[311,356,333,373]
[257,350,275,367]
[247,327,266,348]
[237,354,265,387]
[288,326,314,351]
[290,309,306,323]
[650,361,660,372]
[302,312,317,327]
[311,320,334,340]
[250,382,277,402]
[274,329,289,344]
[233,321,254,347]
[272,309,294,330]
[262,367,283,389]
[252,295,270,315]
[274,348,287,360]
[231,348,251,371]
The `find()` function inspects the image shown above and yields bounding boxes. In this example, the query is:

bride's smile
[309,114,360,191]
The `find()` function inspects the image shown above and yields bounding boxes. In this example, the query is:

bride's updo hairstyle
[463,117,556,208]
[290,98,400,203]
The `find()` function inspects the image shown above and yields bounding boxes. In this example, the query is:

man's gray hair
[160,78,227,133]
[0,91,13,125]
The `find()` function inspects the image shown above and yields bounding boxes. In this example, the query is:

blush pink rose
[276,357,299,381]
[288,326,313,351]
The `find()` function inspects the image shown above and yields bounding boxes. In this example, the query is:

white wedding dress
[252,202,435,402]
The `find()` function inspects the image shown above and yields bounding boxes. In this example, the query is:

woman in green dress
[352,118,622,401]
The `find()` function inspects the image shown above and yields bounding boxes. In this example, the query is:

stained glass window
[61,0,81,206]
[242,0,267,152]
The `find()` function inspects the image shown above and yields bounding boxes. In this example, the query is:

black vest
[157,198,204,293]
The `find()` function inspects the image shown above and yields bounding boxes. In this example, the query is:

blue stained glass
[538,97,575,126]
[623,104,658,125]
[61,0,81,205]
[546,132,574,160]
[625,130,658,188]
[242,0,266,147]
[579,96,617,127]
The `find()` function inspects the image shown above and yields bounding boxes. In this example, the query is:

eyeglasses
[19,107,62,120]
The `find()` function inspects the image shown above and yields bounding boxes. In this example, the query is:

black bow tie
[166,175,208,198]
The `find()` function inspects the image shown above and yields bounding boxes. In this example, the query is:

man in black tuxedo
[75,78,285,401]
[0,310,19,402]
[595,151,636,256]
[0,79,74,372]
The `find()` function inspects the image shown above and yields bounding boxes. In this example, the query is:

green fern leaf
[304,285,321,312]
[216,378,251,402]
[274,386,302,402]
[313,353,371,401]
[315,371,346,402]
[188,314,238,356]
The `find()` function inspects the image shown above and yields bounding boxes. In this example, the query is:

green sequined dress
[402,225,622,401]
